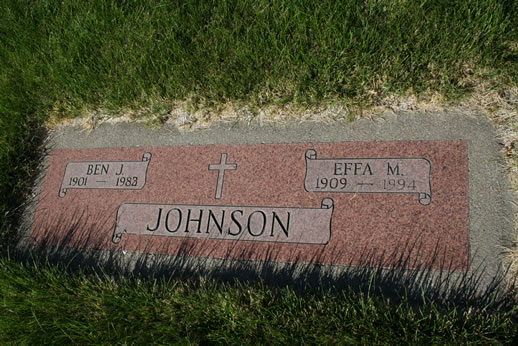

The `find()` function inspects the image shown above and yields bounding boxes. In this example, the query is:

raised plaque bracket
[304,149,432,205]
[112,198,334,245]
[59,152,152,197]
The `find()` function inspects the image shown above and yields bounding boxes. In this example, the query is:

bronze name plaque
[59,152,151,197]
[304,149,432,205]
[113,198,334,245]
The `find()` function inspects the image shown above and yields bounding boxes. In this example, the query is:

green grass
[1,0,518,343]
[1,0,517,114]
[1,259,517,344]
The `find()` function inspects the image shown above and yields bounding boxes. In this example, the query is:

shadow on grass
[13,212,517,315]
[0,119,47,254]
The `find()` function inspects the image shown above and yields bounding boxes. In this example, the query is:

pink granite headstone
[31,140,469,271]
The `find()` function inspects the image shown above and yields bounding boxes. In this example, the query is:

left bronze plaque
[58,152,151,197]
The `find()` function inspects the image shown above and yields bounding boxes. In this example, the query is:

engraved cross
[208,153,237,199]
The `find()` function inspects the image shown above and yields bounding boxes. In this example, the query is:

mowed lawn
[1,0,518,343]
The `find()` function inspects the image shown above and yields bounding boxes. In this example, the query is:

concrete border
[19,110,516,295]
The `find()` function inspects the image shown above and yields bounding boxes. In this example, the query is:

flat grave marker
[30,139,469,271]
[21,113,515,287]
